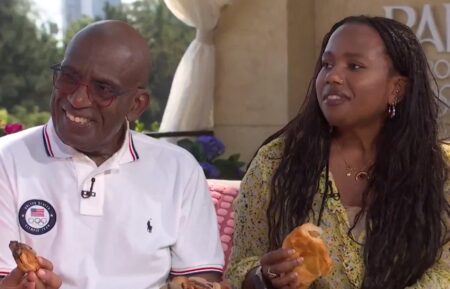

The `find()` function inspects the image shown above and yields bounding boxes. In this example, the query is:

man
[0,20,224,289]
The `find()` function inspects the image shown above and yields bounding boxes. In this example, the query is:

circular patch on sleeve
[18,199,57,235]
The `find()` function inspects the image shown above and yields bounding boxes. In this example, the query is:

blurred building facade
[63,0,121,30]
[215,0,450,164]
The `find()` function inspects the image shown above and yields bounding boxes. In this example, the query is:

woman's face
[316,23,400,129]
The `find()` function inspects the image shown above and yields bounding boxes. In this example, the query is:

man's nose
[67,84,93,108]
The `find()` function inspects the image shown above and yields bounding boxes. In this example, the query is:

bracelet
[253,266,274,289]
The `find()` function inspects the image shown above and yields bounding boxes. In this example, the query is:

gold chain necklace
[336,143,371,181]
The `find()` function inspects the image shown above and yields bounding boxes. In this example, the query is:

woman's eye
[321,62,332,69]
[349,63,363,70]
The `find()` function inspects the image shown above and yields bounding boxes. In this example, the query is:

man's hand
[0,257,61,289]
[27,257,62,289]
[0,267,29,289]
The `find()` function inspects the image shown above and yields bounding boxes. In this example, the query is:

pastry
[282,223,332,289]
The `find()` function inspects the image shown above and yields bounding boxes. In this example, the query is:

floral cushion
[207,179,241,269]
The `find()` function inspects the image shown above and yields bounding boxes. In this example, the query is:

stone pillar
[215,0,449,165]
[215,0,315,163]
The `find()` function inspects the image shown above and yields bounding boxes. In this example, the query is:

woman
[225,16,450,289]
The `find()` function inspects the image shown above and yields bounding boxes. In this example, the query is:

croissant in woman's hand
[282,223,332,289]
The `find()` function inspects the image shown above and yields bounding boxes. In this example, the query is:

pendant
[355,171,369,181]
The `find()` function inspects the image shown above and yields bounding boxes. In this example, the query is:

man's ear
[389,76,408,104]
[126,89,150,122]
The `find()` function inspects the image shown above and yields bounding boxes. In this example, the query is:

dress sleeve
[224,140,281,289]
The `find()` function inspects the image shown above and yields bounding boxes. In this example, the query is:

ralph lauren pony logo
[147,219,152,233]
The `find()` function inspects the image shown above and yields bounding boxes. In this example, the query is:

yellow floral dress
[225,138,450,289]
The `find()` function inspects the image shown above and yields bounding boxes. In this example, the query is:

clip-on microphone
[81,178,96,198]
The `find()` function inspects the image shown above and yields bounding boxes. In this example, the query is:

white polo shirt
[0,120,224,289]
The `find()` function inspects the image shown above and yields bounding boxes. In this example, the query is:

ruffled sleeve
[224,139,283,289]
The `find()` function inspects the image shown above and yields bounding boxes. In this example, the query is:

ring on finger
[266,266,279,279]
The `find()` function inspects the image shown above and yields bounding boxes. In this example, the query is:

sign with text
[384,4,450,131]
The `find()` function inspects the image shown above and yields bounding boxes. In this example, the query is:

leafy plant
[1,0,193,129]
[177,136,245,180]
[133,120,159,132]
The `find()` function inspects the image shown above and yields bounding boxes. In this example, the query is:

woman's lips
[323,94,347,106]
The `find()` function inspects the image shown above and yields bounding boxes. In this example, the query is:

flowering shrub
[0,123,24,137]
[0,108,25,136]
[4,123,24,134]
[177,136,245,180]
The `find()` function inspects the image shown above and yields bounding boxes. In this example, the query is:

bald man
[0,20,224,289]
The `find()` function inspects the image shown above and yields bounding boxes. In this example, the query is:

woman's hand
[260,248,303,289]
[0,257,62,289]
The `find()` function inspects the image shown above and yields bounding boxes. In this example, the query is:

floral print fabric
[225,138,450,289]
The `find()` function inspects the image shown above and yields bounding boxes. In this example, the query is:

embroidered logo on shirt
[147,219,152,233]
[19,199,57,235]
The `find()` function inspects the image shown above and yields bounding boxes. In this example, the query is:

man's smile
[65,110,92,126]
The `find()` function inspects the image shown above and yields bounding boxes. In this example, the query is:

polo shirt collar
[42,119,139,164]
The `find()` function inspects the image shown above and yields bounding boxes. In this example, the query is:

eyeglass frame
[50,63,143,108]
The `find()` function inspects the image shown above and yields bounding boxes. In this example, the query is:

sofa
[207,179,241,269]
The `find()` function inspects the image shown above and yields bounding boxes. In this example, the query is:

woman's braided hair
[264,15,449,289]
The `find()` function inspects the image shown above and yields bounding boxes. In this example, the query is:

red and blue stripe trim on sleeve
[170,266,224,275]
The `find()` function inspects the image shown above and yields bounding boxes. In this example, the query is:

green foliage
[133,120,159,132]
[212,154,246,180]
[63,15,95,46]
[7,105,50,128]
[0,0,193,128]
[0,109,8,128]
[0,0,62,123]
[150,121,160,132]
[177,138,207,162]
[133,120,146,132]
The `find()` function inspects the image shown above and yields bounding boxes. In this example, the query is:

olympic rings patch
[19,199,57,235]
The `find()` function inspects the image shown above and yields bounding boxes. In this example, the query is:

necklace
[336,143,371,181]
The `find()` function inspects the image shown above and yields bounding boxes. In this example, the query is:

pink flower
[4,123,23,134]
